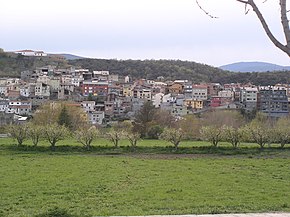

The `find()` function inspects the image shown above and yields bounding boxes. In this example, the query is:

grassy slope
[0,139,290,217]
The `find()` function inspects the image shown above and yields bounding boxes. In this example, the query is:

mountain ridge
[49,53,85,60]
[220,61,290,72]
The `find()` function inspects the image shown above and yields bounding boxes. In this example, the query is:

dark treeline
[69,58,229,82]
[216,71,290,85]
[69,58,290,85]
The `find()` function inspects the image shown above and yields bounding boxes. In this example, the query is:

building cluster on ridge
[0,64,289,125]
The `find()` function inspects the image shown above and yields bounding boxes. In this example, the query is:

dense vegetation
[218,71,290,86]
[70,58,290,85]
[69,58,230,82]
[1,48,290,85]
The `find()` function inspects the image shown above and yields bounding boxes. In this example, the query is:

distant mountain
[220,61,290,72]
[50,53,85,60]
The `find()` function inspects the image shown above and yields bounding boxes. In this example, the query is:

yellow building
[184,99,203,109]
[168,83,183,94]
[122,85,133,97]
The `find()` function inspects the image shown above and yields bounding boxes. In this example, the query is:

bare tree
[160,128,185,149]
[126,132,141,149]
[273,117,290,148]
[241,113,273,148]
[197,0,290,57]
[44,123,69,150]
[8,124,29,146]
[223,126,243,148]
[27,123,44,147]
[106,129,125,147]
[75,126,99,150]
[200,125,223,147]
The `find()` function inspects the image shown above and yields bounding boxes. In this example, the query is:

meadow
[0,138,290,217]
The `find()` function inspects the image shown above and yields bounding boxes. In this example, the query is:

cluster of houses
[0,64,290,126]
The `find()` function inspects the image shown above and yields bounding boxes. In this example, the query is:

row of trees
[8,122,142,150]
[9,113,290,150]
[201,113,290,149]
[6,102,140,150]
[6,101,290,150]
[133,101,290,149]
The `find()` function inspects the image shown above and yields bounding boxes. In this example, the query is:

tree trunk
[174,142,179,150]
[232,141,238,149]
[280,141,286,148]
[17,138,23,146]
[32,137,39,147]
[50,139,56,151]
[114,139,118,147]
[51,144,56,151]
[258,142,265,149]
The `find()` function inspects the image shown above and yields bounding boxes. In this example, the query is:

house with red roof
[14,50,47,57]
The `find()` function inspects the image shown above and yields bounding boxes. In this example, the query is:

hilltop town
[0,50,289,126]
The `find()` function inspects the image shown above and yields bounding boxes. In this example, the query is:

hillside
[216,71,290,85]
[2,51,290,85]
[220,61,290,72]
[69,58,230,82]
[0,52,70,77]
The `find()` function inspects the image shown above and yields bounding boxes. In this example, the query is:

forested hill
[0,51,228,82]
[1,50,290,85]
[69,59,230,82]
[69,58,290,85]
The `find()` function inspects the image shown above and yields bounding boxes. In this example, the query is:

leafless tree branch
[236,0,290,57]
[196,0,218,19]
[195,0,290,57]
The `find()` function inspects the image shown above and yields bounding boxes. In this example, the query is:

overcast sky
[1,0,289,67]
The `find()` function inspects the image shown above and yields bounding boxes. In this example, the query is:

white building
[218,90,234,99]
[240,87,258,111]
[88,111,105,125]
[93,71,109,80]
[71,76,83,87]
[241,87,258,102]
[192,84,208,101]
[152,93,164,108]
[7,101,32,115]
[19,85,31,98]
[14,50,47,57]
[81,101,96,112]
[125,76,130,83]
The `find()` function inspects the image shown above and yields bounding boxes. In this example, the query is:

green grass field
[0,138,290,217]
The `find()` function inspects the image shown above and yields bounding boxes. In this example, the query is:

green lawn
[0,138,290,217]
